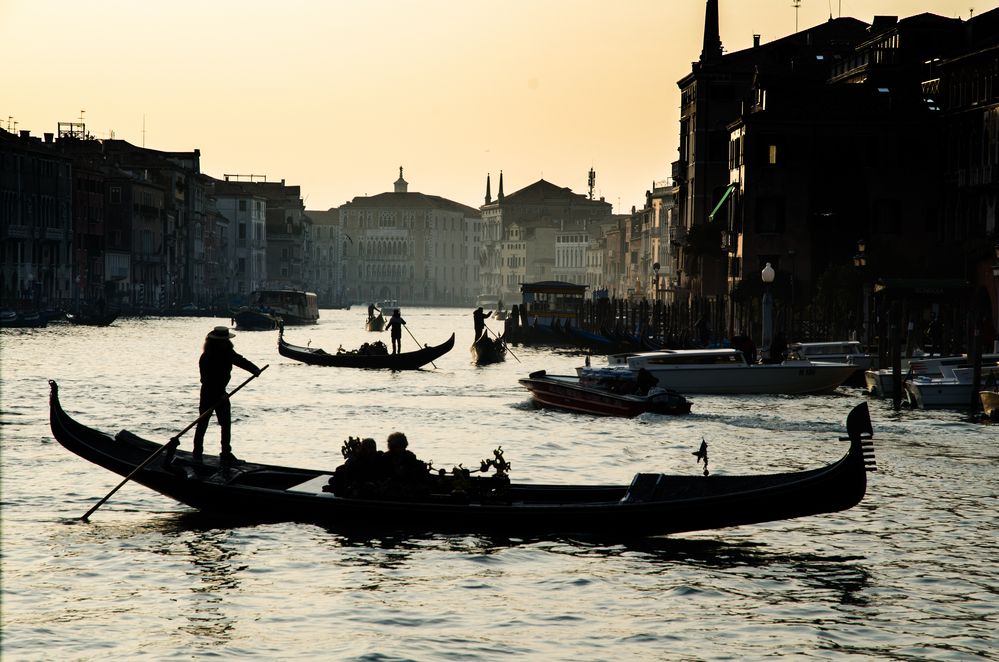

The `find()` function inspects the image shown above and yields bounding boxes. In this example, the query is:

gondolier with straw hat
[175,326,261,467]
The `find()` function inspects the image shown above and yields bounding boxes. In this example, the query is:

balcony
[671,160,687,184]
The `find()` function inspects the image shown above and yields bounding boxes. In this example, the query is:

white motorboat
[587,348,857,395]
[904,364,999,409]
[788,341,872,370]
[865,353,999,398]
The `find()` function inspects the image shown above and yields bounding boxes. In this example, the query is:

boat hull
[601,363,856,395]
[520,374,692,417]
[279,331,454,370]
[48,381,875,536]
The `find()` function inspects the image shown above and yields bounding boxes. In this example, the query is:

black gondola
[365,313,385,332]
[66,309,119,326]
[471,332,506,365]
[49,380,876,536]
[278,328,454,370]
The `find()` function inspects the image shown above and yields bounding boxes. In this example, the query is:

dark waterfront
[2,308,997,660]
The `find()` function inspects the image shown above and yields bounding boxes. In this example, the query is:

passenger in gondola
[329,437,385,497]
[385,309,406,354]
[383,432,430,499]
[179,326,261,467]
[473,306,492,340]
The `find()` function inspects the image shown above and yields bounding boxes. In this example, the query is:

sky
[2,0,979,213]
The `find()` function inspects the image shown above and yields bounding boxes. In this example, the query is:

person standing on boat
[190,326,261,466]
[473,306,492,340]
[367,302,380,320]
[385,309,406,354]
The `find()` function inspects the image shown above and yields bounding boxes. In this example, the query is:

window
[768,144,778,165]
[239,200,247,212]
[110,186,121,203]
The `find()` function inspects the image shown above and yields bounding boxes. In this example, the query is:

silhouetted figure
[770,332,788,363]
[731,333,757,364]
[636,367,659,395]
[473,306,492,340]
[184,326,260,466]
[383,432,429,499]
[367,303,379,319]
[329,437,386,497]
[385,309,406,354]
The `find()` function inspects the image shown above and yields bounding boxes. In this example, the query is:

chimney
[44,133,54,143]
[19,130,30,139]
[753,34,761,48]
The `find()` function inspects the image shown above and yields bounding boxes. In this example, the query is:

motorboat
[789,341,872,369]
[904,364,999,409]
[865,353,999,398]
[587,348,856,395]
[519,370,692,418]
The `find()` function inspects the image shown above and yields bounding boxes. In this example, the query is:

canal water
[1,308,996,660]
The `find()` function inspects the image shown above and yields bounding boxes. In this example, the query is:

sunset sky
[2,0,976,213]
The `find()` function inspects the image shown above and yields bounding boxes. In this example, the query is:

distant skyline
[2,0,977,213]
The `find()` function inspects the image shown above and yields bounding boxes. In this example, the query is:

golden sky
[2,0,976,213]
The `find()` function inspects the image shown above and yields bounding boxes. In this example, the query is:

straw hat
[207,326,235,340]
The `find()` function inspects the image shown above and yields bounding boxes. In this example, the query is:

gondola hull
[279,330,454,369]
[471,333,506,365]
[49,381,875,536]
[365,314,385,332]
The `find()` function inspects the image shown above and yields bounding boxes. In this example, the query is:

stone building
[338,168,480,305]
[0,129,73,308]
[305,208,346,307]
[210,178,268,298]
[479,174,613,303]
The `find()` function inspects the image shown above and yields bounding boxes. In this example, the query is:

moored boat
[278,328,454,370]
[520,370,692,417]
[48,380,876,536]
[592,348,856,395]
[904,364,999,409]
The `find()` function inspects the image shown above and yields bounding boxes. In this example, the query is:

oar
[404,325,437,369]
[485,324,521,363]
[80,365,269,522]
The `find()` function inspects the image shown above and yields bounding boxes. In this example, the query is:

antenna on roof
[587,168,596,200]
[792,0,801,31]
[142,114,146,147]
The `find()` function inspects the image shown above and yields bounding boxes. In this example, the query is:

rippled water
[2,308,997,660]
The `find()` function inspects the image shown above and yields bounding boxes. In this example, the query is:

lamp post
[761,262,775,360]
[853,239,869,346]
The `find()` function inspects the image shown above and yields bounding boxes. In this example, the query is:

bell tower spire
[498,170,504,201]
[485,173,492,204]
[700,0,723,62]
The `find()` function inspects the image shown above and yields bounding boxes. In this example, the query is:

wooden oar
[485,324,521,363]
[404,325,437,369]
[80,365,269,522]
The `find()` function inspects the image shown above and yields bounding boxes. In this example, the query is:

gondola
[365,313,385,332]
[278,327,454,370]
[519,370,692,417]
[471,331,506,365]
[48,380,876,536]
[232,307,280,331]
[66,309,119,326]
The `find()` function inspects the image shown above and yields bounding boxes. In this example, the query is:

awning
[708,184,736,222]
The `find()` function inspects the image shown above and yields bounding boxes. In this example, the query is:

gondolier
[386,309,406,354]
[190,326,261,466]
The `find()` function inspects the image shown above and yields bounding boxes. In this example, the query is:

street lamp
[761,262,775,360]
